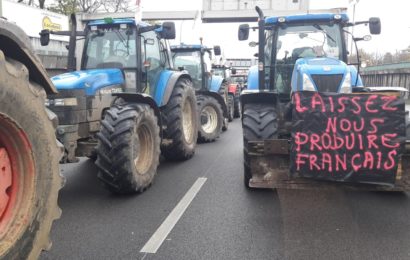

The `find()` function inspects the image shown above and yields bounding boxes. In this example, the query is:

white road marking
[140,177,207,254]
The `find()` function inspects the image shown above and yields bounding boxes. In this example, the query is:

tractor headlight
[302,73,316,91]
[52,98,78,106]
[339,73,352,93]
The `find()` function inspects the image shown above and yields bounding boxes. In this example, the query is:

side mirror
[249,41,258,47]
[39,29,50,46]
[231,68,237,75]
[353,35,372,42]
[369,17,381,35]
[160,22,176,39]
[238,24,249,41]
[214,45,221,56]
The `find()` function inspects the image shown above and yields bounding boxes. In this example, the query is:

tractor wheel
[242,103,278,188]
[96,103,161,194]
[197,95,224,143]
[161,78,198,160]
[0,54,62,259]
[222,116,229,132]
[406,111,410,141]
[233,97,241,118]
[227,94,235,122]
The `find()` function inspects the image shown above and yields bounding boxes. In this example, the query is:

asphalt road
[41,120,410,260]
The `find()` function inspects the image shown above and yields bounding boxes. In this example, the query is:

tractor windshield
[83,26,137,69]
[172,51,202,89]
[213,68,230,79]
[267,23,343,94]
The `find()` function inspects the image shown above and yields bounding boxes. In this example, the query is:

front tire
[242,103,278,188]
[96,103,161,194]
[161,78,198,160]
[0,53,62,259]
[233,96,240,118]
[197,95,224,142]
[227,94,235,122]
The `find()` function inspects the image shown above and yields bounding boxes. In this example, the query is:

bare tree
[48,0,103,14]
[48,0,77,15]
[38,0,45,8]
[77,0,101,13]
[101,0,132,12]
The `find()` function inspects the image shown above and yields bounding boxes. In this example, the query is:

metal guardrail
[361,63,410,91]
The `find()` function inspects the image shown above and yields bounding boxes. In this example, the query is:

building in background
[2,0,68,73]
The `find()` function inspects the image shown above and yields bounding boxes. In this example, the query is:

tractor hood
[291,57,357,93]
[51,69,124,96]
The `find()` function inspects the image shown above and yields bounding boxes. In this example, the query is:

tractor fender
[240,91,278,118]
[0,19,57,94]
[112,93,162,134]
[246,66,259,90]
[196,90,228,118]
[158,70,191,106]
[209,75,224,93]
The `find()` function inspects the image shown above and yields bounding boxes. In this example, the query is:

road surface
[41,120,410,260]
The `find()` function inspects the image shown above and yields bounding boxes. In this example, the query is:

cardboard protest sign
[290,91,405,185]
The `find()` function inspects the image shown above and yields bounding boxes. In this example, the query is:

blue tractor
[41,16,198,194]
[171,44,230,142]
[236,8,407,189]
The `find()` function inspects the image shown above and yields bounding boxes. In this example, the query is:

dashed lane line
[140,177,207,254]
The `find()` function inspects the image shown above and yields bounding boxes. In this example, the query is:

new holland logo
[323,66,332,72]
[42,16,62,31]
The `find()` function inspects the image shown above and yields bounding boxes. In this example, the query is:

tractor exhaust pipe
[67,13,77,72]
[255,6,265,91]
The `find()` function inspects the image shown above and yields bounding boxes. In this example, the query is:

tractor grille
[311,74,344,93]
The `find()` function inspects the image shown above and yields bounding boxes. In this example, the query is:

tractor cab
[171,44,231,141]
[239,12,381,99]
[212,65,232,80]
[77,18,175,96]
[171,44,216,91]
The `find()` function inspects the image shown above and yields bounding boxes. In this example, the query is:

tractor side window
[203,52,212,73]
[141,31,162,95]
[203,51,213,90]
[159,39,170,69]
[86,41,98,68]
[265,30,274,90]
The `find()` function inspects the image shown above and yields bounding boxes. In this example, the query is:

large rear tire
[242,103,278,188]
[197,95,224,143]
[161,78,198,160]
[0,53,62,259]
[96,103,161,194]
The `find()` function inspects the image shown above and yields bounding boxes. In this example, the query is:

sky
[140,0,410,59]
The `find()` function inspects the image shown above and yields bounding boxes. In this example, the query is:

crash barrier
[361,62,410,92]
[37,54,68,76]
